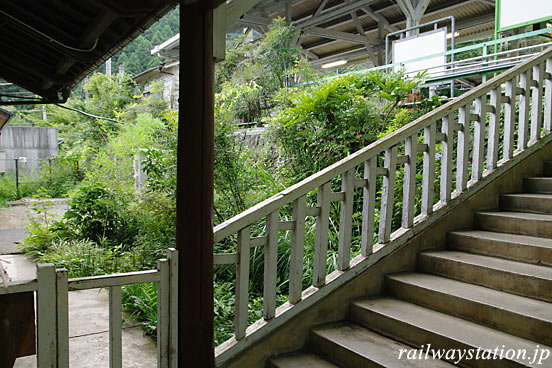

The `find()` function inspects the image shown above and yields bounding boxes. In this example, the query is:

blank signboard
[392,28,447,78]
[498,0,552,31]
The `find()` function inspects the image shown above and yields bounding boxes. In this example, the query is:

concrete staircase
[268,162,552,367]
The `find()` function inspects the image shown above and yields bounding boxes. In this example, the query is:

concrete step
[499,193,552,214]
[417,250,552,302]
[268,353,338,368]
[385,273,552,345]
[524,177,552,194]
[475,211,552,239]
[310,322,454,368]
[447,230,552,266]
[351,298,552,368]
[544,161,552,177]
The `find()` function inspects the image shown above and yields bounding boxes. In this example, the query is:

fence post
[37,263,57,368]
[157,258,170,368]
[167,248,179,368]
[56,268,69,368]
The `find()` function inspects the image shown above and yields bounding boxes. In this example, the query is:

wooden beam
[314,0,329,17]
[362,6,399,33]
[178,4,215,367]
[304,26,381,46]
[296,0,377,29]
[55,10,117,75]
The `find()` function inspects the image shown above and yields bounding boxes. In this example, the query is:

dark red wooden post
[177,3,215,367]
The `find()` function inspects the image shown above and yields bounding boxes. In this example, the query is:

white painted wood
[338,170,354,270]
[167,249,178,368]
[421,122,436,217]
[157,259,169,368]
[362,158,377,256]
[279,221,295,231]
[235,227,251,340]
[263,211,279,319]
[487,88,501,171]
[456,105,470,193]
[109,285,122,368]
[56,268,69,368]
[379,147,398,243]
[530,62,544,142]
[37,263,57,368]
[289,197,306,304]
[68,270,159,290]
[213,48,552,243]
[440,115,453,204]
[472,96,487,181]
[518,69,531,150]
[250,237,267,247]
[313,182,331,287]
[213,253,238,265]
[402,134,417,228]
[0,279,37,295]
[545,58,552,133]
[504,78,516,160]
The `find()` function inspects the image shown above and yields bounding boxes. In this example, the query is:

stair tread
[386,273,552,323]
[478,211,552,221]
[352,297,552,363]
[313,322,454,367]
[501,193,552,199]
[420,251,552,280]
[448,230,552,250]
[270,353,338,368]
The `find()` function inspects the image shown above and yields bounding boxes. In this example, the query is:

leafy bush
[59,182,139,247]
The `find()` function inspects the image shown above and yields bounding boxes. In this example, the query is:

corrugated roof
[240,0,498,67]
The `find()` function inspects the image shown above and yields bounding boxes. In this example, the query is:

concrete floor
[13,289,158,368]
[0,204,158,367]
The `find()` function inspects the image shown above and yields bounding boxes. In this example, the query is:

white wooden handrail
[213,46,552,354]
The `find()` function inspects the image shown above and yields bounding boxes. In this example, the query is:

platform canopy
[233,0,497,68]
[0,0,204,105]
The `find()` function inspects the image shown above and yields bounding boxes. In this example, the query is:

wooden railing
[0,249,178,368]
[214,47,552,361]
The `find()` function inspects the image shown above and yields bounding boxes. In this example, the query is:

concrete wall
[0,126,59,175]
[219,139,552,368]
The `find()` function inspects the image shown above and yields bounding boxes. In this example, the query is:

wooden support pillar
[177,3,215,367]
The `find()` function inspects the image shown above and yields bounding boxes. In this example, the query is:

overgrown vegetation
[18,19,441,344]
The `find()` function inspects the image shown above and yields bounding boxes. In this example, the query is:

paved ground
[0,201,157,367]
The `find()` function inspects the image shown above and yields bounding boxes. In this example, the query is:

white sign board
[392,28,447,78]
[498,0,552,31]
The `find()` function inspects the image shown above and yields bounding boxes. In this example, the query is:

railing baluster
[379,146,398,243]
[289,197,306,304]
[545,58,552,134]
[263,211,279,318]
[338,170,354,270]
[422,122,436,217]
[167,249,178,368]
[109,286,122,368]
[313,183,330,286]
[37,263,57,368]
[487,88,501,171]
[157,259,170,368]
[456,105,470,193]
[503,78,516,160]
[518,69,531,150]
[440,116,453,204]
[361,158,377,256]
[530,62,544,143]
[56,268,69,368]
[473,96,487,181]
[402,135,417,228]
[235,226,251,340]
